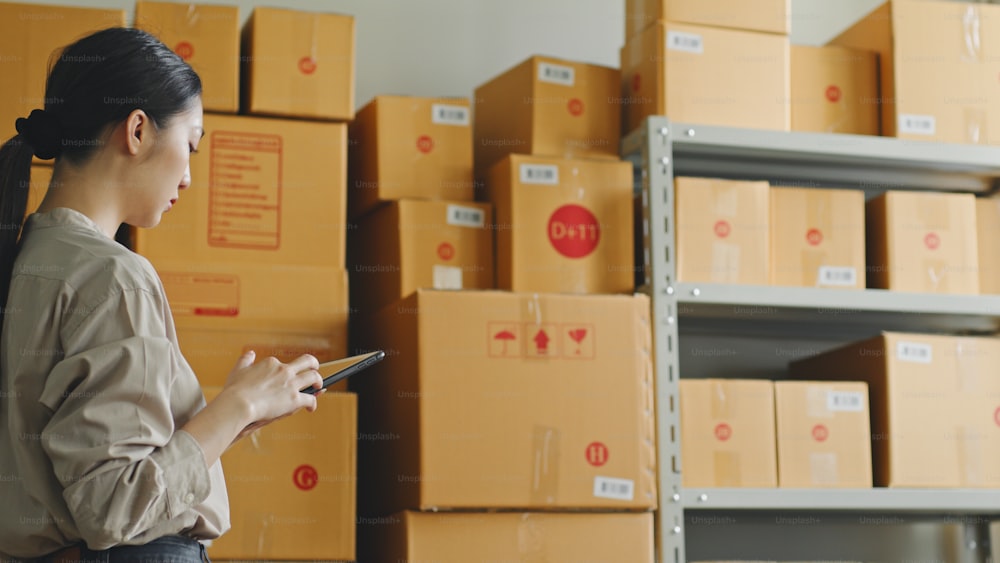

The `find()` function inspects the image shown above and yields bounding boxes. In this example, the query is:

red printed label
[568,98,584,116]
[812,424,829,442]
[632,73,641,92]
[826,85,842,103]
[293,465,319,491]
[714,220,731,239]
[925,232,940,250]
[806,228,823,246]
[417,135,434,154]
[993,407,1000,427]
[714,423,732,441]
[585,442,609,467]
[548,205,600,258]
[437,242,454,261]
[161,272,240,317]
[298,57,317,75]
[209,131,282,250]
[175,41,194,61]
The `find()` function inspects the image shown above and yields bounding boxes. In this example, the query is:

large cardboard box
[203,388,356,561]
[679,379,778,488]
[770,186,866,288]
[134,1,240,113]
[621,21,789,135]
[241,6,355,121]
[133,113,348,270]
[625,0,790,38]
[830,0,1000,144]
[348,199,494,317]
[774,381,873,488]
[866,191,978,294]
[790,333,1000,487]
[361,511,654,563]
[473,56,620,180]
[977,197,1000,294]
[485,155,634,294]
[349,95,474,219]
[352,290,657,516]
[0,3,126,145]
[675,177,769,285]
[790,44,879,135]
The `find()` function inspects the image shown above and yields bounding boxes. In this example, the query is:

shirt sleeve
[37,287,213,550]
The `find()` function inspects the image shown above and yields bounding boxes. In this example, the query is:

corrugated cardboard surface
[203,388,357,561]
[775,381,873,488]
[133,113,348,270]
[790,44,879,135]
[485,154,634,294]
[362,511,654,563]
[770,186,866,288]
[135,1,240,113]
[621,21,790,134]
[976,197,1000,294]
[679,379,778,488]
[352,289,656,515]
[625,0,790,38]
[348,95,474,219]
[348,198,494,317]
[241,6,355,120]
[865,191,978,294]
[675,177,770,285]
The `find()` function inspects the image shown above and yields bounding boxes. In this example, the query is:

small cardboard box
[976,197,1000,294]
[625,0,790,39]
[790,44,879,135]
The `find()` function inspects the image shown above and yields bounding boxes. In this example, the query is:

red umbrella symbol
[494,330,516,355]
[568,328,587,354]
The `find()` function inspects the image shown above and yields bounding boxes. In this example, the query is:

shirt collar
[26,207,111,238]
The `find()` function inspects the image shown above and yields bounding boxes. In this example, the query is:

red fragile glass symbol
[925,232,940,250]
[586,442,609,466]
[417,135,434,154]
[826,85,842,103]
[806,228,823,246]
[812,424,829,442]
[568,328,587,355]
[714,220,731,239]
[568,98,584,116]
[175,41,194,61]
[714,423,732,441]
[298,57,317,75]
[293,464,319,491]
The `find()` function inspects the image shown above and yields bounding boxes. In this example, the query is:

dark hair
[0,27,201,340]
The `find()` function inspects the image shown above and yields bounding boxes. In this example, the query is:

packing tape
[517,513,545,563]
[806,385,833,419]
[183,3,200,26]
[962,5,983,63]
[710,241,741,283]
[709,381,733,420]
[963,106,986,145]
[810,452,839,486]
[955,338,981,395]
[530,425,560,506]
[957,424,984,486]
[713,451,741,487]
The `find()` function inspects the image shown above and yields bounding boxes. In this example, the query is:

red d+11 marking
[293,464,319,491]
[812,424,829,442]
[925,232,940,250]
[548,205,600,258]
[714,423,732,441]
[586,442,609,466]
[714,220,731,239]
[806,228,823,246]
[568,98,584,116]
[175,42,194,61]
[298,57,317,75]
[417,135,434,154]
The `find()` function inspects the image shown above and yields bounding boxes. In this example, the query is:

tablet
[300,350,385,394]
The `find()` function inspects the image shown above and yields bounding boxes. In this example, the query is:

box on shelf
[679,379,778,488]
[135,1,240,113]
[770,186,866,288]
[203,388,357,561]
[473,56,620,180]
[484,154,634,294]
[348,199,494,317]
[621,21,789,135]
[675,177,769,285]
[349,96,474,219]
[830,0,1000,144]
[976,197,1000,294]
[789,332,1000,487]
[866,190,978,294]
[359,511,654,563]
[241,6,355,120]
[352,289,656,516]
[774,381,873,488]
[0,3,126,147]
[625,0,790,39]
[133,113,348,271]
[790,44,879,135]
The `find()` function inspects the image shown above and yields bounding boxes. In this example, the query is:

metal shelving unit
[622,116,1000,563]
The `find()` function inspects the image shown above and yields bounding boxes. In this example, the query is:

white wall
[18,0,887,110]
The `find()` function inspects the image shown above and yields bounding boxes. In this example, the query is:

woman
[0,27,324,562]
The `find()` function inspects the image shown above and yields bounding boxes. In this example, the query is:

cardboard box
[625,0,790,38]
[770,186,866,288]
[774,381,873,488]
[675,177,769,285]
[790,332,1000,487]
[134,2,240,113]
[0,3,126,145]
[790,44,879,135]
[153,261,349,387]
[866,191,978,294]
[473,56,620,180]
[679,379,778,488]
[830,0,1000,144]
[977,197,1000,294]
[485,154,634,294]
[621,21,790,135]
[133,113,348,270]
[361,511,654,563]
[241,6,355,121]
[352,290,656,515]
[349,95,474,219]
[348,199,494,317]
[203,388,356,561]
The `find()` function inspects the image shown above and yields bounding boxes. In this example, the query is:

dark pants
[36,536,209,563]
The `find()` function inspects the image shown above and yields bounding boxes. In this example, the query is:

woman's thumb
[236,349,256,369]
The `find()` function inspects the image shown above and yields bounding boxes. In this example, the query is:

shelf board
[680,488,1000,514]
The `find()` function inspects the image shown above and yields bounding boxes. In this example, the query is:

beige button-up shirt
[0,208,229,558]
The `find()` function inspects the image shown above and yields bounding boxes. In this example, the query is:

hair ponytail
[0,134,33,342]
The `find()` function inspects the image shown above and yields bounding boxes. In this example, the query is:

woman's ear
[124,109,151,156]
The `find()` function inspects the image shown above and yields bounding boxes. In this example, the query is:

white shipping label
[593,476,635,501]
[431,104,470,126]
[818,266,858,287]
[897,341,933,364]
[538,62,575,86]
[520,164,559,185]
[446,204,485,228]
[667,31,704,54]
[433,265,463,290]
[898,114,936,135]
[827,391,865,412]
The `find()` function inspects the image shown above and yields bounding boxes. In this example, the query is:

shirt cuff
[163,429,212,518]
